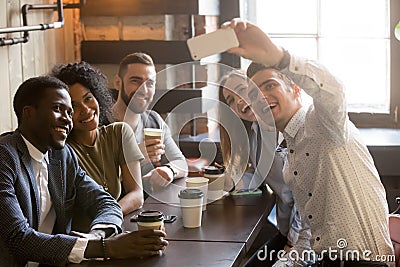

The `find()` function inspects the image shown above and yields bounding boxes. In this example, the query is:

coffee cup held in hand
[144,128,163,143]
[137,210,165,231]
[143,128,163,165]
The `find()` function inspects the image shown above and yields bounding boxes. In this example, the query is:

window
[240,0,400,128]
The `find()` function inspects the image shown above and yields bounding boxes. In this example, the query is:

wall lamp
[0,0,85,47]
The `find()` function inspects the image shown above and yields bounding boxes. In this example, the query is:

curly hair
[51,61,113,126]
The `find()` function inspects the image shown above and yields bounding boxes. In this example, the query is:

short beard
[120,81,148,114]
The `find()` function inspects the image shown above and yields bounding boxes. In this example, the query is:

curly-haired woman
[52,61,144,231]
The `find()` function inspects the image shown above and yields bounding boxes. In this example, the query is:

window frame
[350,0,400,128]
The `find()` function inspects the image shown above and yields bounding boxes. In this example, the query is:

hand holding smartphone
[187,27,239,60]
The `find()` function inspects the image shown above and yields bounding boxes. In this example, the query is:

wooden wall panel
[0,0,13,133]
[22,0,38,80]
[81,0,220,16]
[0,0,76,133]
[62,5,76,63]
[6,0,24,131]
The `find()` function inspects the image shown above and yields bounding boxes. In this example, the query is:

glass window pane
[319,38,390,113]
[240,38,317,72]
[270,37,317,60]
[256,0,318,34]
[320,0,389,38]
[251,0,391,115]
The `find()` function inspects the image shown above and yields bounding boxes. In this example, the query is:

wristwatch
[162,164,177,178]
[274,48,290,70]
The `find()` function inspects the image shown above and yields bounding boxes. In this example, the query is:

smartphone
[130,214,177,223]
[164,215,177,223]
[230,188,262,196]
[187,27,239,60]
[130,214,138,222]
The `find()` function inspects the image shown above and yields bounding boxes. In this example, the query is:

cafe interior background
[1,0,400,211]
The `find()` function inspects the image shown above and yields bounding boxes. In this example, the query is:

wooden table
[68,240,245,267]
[124,202,270,251]
[69,181,275,267]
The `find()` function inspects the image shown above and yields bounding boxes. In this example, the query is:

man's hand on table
[105,229,168,259]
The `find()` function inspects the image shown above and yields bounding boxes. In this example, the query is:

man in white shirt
[0,76,168,266]
[223,19,394,266]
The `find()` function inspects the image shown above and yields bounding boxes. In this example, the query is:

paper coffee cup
[143,128,163,142]
[204,166,225,200]
[137,210,165,231]
[185,177,209,211]
[178,189,204,228]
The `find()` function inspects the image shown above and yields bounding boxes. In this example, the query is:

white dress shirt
[21,136,88,266]
[279,55,394,261]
